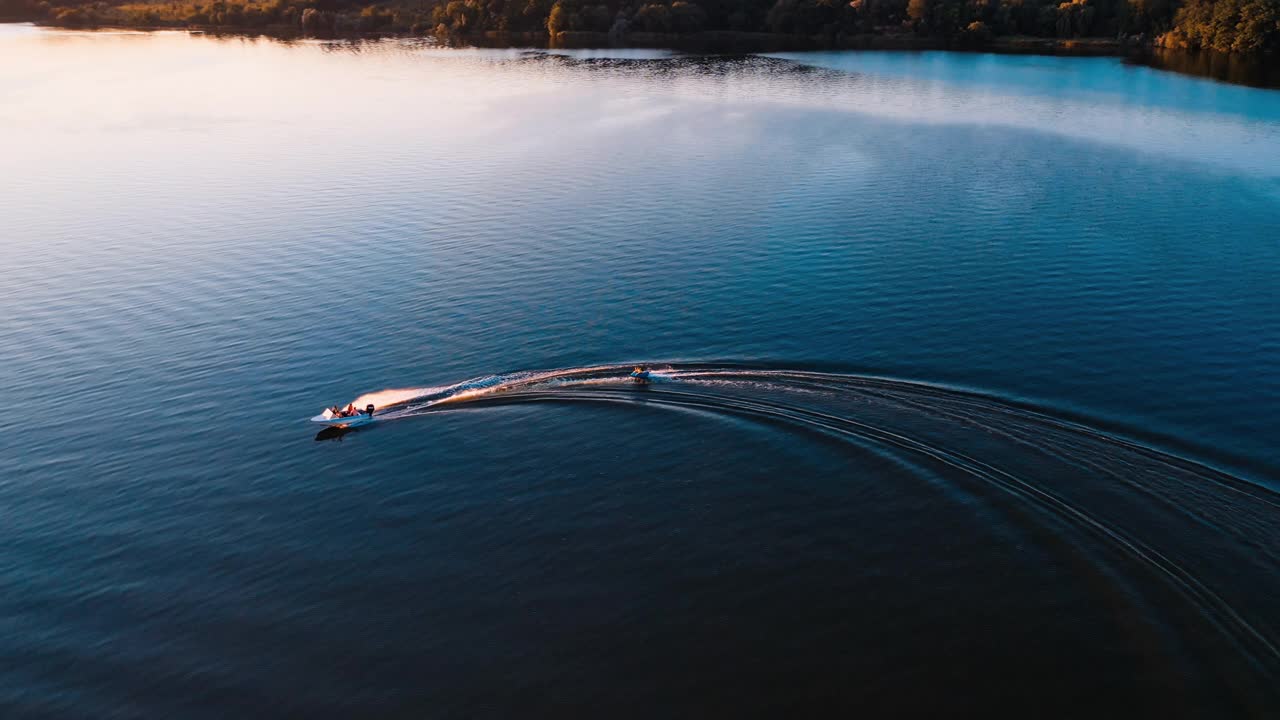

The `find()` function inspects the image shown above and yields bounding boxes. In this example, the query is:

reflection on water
[1132,47,1280,90]
[314,425,355,441]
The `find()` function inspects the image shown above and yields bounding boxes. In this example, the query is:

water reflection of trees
[1132,47,1280,88]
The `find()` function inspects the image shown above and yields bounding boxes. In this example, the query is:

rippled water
[2,24,1279,718]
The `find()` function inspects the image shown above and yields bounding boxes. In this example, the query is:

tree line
[2,0,1276,54]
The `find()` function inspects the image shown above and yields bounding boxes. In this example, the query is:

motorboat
[311,404,376,427]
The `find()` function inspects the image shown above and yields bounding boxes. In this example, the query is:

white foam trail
[352,386,447,409]
[420,364,626,407]
[345,363,657,415]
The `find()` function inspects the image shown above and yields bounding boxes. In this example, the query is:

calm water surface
[2,24,1279,718]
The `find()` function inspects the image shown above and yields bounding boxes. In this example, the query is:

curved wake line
[346,362,1278,498]
[351,363,628,416]
[527,387,1280,673]
[336,361,1280,688]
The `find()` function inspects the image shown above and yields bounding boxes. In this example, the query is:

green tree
[633,2,672,31]
[1162,0,1280,51]
[671,0,708,30]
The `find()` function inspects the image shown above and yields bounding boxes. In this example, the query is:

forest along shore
[3,0,1277,59]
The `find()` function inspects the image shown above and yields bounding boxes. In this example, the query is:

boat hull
[310,413,375,427]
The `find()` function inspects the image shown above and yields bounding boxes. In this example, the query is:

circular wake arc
[343,362,1280,706]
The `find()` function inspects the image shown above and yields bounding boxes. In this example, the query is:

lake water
[2,23,1279,717]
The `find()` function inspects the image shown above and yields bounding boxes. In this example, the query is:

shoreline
[548,30,1130,56]
[6,19,1130,57]
[6,20,1278,88]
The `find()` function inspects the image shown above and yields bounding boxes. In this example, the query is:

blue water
[771,50,1280,120]
[2,25,1279,718]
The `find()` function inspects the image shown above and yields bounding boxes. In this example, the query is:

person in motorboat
[314,403,375,426]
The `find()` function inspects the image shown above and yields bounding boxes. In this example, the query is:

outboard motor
[365,404,375,417]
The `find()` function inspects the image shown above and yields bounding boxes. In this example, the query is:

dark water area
[1131,48,1280,91]
[2,24,1280,718]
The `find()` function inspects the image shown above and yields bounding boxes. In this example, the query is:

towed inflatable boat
[311,404,377,427]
